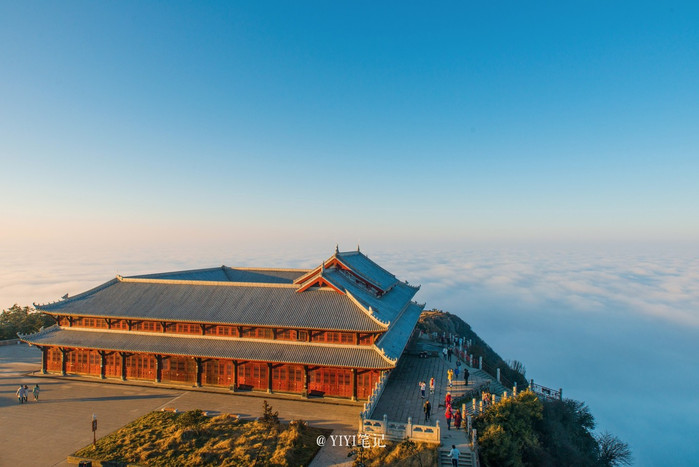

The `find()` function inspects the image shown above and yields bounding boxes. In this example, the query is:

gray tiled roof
[336,251,399,291]
[129,267,307,284]
[375,302,425,360]
[322,269,419,325]
[37,279,386,332]
[20,326,394,369]
[33,250,425,365]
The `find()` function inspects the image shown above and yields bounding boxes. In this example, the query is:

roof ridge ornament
[335,244,339,254]
[357,242,360,252]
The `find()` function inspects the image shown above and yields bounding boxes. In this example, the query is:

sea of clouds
[2,242,697,465]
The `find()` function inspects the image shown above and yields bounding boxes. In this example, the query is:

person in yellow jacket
[447,368,454,388]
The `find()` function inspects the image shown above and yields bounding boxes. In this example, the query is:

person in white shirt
[448,444,460,467]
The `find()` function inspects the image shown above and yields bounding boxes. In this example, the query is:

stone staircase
[468,367,510,395]
[439,445,476,466]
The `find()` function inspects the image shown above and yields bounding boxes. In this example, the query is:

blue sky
[2,2,698,248]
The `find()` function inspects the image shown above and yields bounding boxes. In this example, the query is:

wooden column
[351,368,358,401]
[355,333,360,345]
[237,326,243,338]
[232,361,238,392]
[303,365,309,398]
[39,347,48,374]
[155,355,163,383]
[267,362,273,393]
[195,358,203,387]
[98,351,107,379]
[61,348,68,376]
[119,352,128,381]
[60,348,68,375]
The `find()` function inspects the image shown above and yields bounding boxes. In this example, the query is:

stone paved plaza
[372,336,491,449]
[0,343,358,466]
[1,337,509,466]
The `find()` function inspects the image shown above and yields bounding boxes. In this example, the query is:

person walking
[419,381,426,399]
[423,400,431,423]
[442,347,448,360]
[429,377,435,395]
[448,444,461,467]
[16,385,24,404]
[454,408,462,430]
[445,391,452,407]
[447,347,453,362]
[23,385,29,403]
[32,384,40,402]
[464,368,469,386]
[447,368,453,388]
[482,390,491,407]
[445,405,452,430]
[454,366,460,382]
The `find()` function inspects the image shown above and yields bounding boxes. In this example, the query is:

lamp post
[92,414,97,446]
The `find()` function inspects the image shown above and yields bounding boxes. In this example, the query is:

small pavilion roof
[19,326,396,369]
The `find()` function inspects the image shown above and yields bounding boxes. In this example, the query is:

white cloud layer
[2,242,698,465]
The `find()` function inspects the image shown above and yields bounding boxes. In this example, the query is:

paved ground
[1,338,511,466]
[0,343,359,466]
[372,336,499,464]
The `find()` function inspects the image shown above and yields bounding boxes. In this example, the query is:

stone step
[439,448,475,467]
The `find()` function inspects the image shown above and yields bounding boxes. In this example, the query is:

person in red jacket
[445,404,453,430]
[454,409,462,430]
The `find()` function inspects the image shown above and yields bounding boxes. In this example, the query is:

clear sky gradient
[2,2,698,248]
